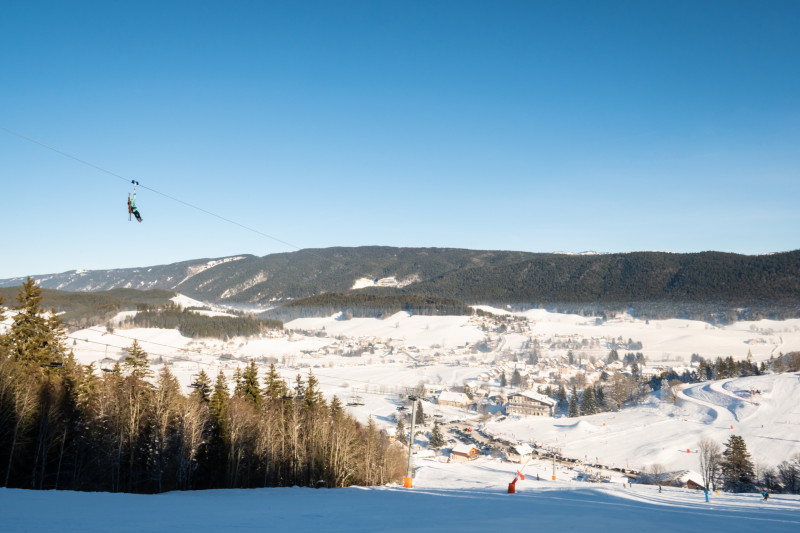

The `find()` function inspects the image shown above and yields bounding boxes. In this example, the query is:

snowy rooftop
[512,390,557,407]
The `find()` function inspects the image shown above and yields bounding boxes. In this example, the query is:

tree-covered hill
[396,251,800,306]
[2,247,799,319]
[0,286,176,328]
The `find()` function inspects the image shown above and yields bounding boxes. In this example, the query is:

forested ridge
[3,248,799,319]
[0,279,405,493]
[0,287,176,329]
[268,292,473,320]
[398,251,800,305]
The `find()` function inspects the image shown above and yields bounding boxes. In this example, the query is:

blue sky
[1,1,798,279]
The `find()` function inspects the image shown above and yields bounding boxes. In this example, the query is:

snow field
[2,458,799,533]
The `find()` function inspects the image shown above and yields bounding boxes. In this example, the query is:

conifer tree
[721,435,755,492]
[232,367,245,397]
[210,372,229,419]
[429,420,445,448]
[394,418,407,445]
[3,277,66,368]
[123,339,152,379]
[568,385,580,417]
[329,395,344,420]
[595,385,605,410]
[580,385,597,415]
[293,374,306,398]
[556,384,568,412]
[415,400,424,425]
[240,361,262,409]
[263,363,286,401]
[304,371,325,409]
[190,370,212,403]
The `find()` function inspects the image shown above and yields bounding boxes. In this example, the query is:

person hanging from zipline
[128,180,143,222]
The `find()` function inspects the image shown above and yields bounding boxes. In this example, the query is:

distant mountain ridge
[2,247,799,315]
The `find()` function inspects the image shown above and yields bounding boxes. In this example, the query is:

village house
[450,443,481,462]
[506,443,534,463]
[437,390,472,407]
[423,383,444,396]
[506,390,556,417]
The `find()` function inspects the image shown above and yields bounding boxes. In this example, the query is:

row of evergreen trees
[124,303,282,340]
[269,292,474,321]
[0,278,405,493]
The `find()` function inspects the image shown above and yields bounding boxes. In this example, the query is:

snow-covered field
[5,303,799,473]
[3,303,800,531]
[2,458,798,532]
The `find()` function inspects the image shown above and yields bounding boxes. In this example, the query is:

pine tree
[568,385,580,417]
[263,363,286,401]
[123,339,152,379]
[190,370,212,403]
[721,435,755,492]
[232,367,244,397]
[556,384,568,412]
[429,420,445,448]
[303,371,325,409]
[499,373,507,387]
[395,418,407,445]
[293,374,306,398]
[329,395,344,419]
[511,369,522,387]
[209,372,229,419]
[595,386,605,410]
[207,371,230,484]
[580,386,597,415]
[3,276,67,368]
[240,361,262,409]
[415,400,424,425]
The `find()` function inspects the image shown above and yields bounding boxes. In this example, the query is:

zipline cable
[0,125,302,251]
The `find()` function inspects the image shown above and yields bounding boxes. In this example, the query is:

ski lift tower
[551,444,561,481]
[404,394,418,489]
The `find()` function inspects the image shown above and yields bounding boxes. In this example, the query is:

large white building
[506,391,556,417]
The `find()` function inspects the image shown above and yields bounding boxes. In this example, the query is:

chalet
[437,391,471,407]
[451,443,481,462]
[506,443,534,463]
[675,470,706,490]
[424,383,444,395]
[506,391,556,417]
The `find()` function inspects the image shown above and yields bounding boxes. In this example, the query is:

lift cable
[0,125,302,251]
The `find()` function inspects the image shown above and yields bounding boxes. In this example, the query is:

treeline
[124,304,283,339]
[0,286,176,329]
[397,250,800,313]
[267,292,474,321]
[0,278,405,493]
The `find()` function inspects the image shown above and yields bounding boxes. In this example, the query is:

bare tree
[649,463,666,489]
[698,437,721,490]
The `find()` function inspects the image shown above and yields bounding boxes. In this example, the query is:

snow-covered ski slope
[2,459,799,533]
[487,373,800,472]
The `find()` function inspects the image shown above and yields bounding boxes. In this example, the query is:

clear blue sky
[1,1,798,279]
